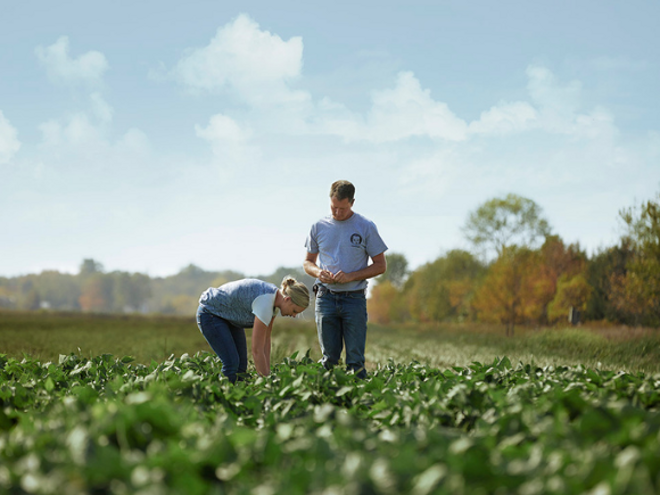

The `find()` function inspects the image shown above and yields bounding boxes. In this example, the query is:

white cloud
[116,128,150,155]
[315,72,468,143]
[172,21,469,144]
[318,65,618,143]
[397,146,469,196]
[38,113,103,148]
[469,101,538,135]
[527,64,582,115]
[363,72,468,142]
[90,92,113,123]
[0,110,21,164]
[526,64,619,140]
[35,36,108,85]
[393,63,649,214]
[37,91,116,149]
[35,108,152,181]
[195,113,257,164]
[173,14,309,108]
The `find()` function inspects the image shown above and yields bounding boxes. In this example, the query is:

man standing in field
[304,180,388,378]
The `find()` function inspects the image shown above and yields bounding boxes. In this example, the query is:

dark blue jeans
[315,290,368,378]
[196,305,247,383]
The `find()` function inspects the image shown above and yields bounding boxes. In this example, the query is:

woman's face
[281,297,306,318]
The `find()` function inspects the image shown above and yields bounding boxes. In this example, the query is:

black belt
[313,283,365,296]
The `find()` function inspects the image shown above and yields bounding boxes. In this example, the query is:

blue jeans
[196,305,247,383]
[315,290,368,378]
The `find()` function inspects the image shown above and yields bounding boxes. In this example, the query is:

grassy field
[1,310,659,374]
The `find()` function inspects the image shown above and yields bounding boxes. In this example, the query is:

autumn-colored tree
[585,242,633,322]
[149,264,243,314]
[79,273,113,313]
[547,274,592,324]
[615,194,660,326]
[161,294,198,315]
[79,259,104,278]
[608,272,648,327]
[35,270,81,310]
[534,236,588,324]
[404,250,484,322]
[14,277,38,310]
[472,247,545,335]
[367,281,400,324]
[111,272,152,313]
[0,285,13,309]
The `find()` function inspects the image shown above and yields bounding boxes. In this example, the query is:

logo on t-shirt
[350,233,363,246]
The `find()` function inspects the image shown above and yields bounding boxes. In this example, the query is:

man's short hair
[330,180,355,202]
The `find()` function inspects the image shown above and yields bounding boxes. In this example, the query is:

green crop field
[1,311,659,494]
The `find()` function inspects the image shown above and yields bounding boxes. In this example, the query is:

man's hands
[305,251,386,286]
[331,270,352,284]
[319,269,353,284]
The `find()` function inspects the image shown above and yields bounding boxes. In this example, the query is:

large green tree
[375,252,409,289]
[463,193,551,260]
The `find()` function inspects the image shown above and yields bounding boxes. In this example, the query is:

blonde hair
[281,276,310,309]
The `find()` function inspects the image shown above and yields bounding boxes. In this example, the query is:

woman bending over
[196,277,310,382]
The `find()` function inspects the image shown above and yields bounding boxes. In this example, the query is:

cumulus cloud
[38,113,104,148]
[527,64,582,114]
[37,89,116,150]
[323,64,619,142]
[0,110,21,164]
[526,64,618,139]
[116,129,150,155]
[315,71,468,143]
[33,112,153,184]
[35,36,108,85]
[393,62,641,205]
[173,14,309,108]
[363,72,468,142]
[170,18,624,159]
[172,19,467,143]
[469,101,538,135]
[90,92,113,123]
[195,113,256,164]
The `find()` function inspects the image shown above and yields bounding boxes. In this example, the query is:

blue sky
[1,0,659,278]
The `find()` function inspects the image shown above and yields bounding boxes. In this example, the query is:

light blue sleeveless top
[199,279,278,328]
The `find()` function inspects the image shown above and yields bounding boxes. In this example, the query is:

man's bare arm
[333,252,387,284]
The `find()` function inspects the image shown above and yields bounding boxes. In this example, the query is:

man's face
[330,196,354,221]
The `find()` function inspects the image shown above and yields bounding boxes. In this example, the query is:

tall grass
[365,322,660,374]
[1,310,658,373]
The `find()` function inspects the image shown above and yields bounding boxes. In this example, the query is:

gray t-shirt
[199,279,278,328]
[305,211,388,291]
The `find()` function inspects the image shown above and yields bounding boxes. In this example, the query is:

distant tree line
[0,259,315,317]
[2,191,658,330]
[369,192,660,332]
